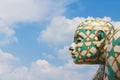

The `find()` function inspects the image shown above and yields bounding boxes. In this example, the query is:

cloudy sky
[0,0,120,80]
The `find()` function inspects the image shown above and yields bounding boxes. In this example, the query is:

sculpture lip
[70,52,81,59]
[70,51,75,55]
[71,52,74,55]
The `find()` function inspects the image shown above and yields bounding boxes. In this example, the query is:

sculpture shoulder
[106,28,120,79]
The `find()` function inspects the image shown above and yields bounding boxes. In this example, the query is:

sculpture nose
[69,43,76,51]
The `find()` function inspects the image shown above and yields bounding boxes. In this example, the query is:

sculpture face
[69,19,114,64]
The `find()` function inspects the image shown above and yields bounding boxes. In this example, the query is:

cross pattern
[69,19,120,80]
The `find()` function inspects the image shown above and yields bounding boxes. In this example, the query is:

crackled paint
[69,19,120,80]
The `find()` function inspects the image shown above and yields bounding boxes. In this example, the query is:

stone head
[69,19,114,64]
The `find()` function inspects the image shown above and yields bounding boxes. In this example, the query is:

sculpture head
[69,19,114,64]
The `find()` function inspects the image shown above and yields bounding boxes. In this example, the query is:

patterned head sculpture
[69,19,114,64]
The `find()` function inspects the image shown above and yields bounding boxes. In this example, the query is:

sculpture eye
[77,38,82,43]
[74,35,83,44]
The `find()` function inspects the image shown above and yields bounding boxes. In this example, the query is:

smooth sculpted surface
[69,19,120,80]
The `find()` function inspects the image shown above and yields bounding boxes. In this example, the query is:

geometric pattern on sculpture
[104,29,120,80]
[69,19,120,80]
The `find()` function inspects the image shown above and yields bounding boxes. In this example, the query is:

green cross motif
[69,19,120,80]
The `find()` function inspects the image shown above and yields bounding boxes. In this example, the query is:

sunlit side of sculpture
[69,19,120,80]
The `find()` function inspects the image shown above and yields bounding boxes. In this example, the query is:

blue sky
[0,0,120,80]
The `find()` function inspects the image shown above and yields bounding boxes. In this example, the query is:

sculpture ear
[97,30,106,41]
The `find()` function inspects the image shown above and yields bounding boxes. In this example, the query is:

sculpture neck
[97,29,116,64]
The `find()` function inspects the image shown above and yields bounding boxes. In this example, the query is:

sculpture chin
[73,58,102,64]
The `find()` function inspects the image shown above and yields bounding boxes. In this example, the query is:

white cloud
[0,0,73,22]
[38,16,120,46]
[0,49,98,80]
[38,16,87,46]
[42,53,55,59]
[0,49,18,63]
[0,49,18,79]
[58,45,71,62]
[0,0,75,45]
[29,59,98,80]
[0,20,17,45]
[111,21,120,29]
[0,0,39,22]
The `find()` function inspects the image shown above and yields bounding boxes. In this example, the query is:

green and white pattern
[104,29,120,80]
[69,19,120,80]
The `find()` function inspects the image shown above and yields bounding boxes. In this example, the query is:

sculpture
[69,19,120,80]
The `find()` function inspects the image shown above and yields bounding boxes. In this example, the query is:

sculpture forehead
[75,19,114,36]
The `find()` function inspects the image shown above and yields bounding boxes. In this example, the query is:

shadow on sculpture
[69,19,120,80]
